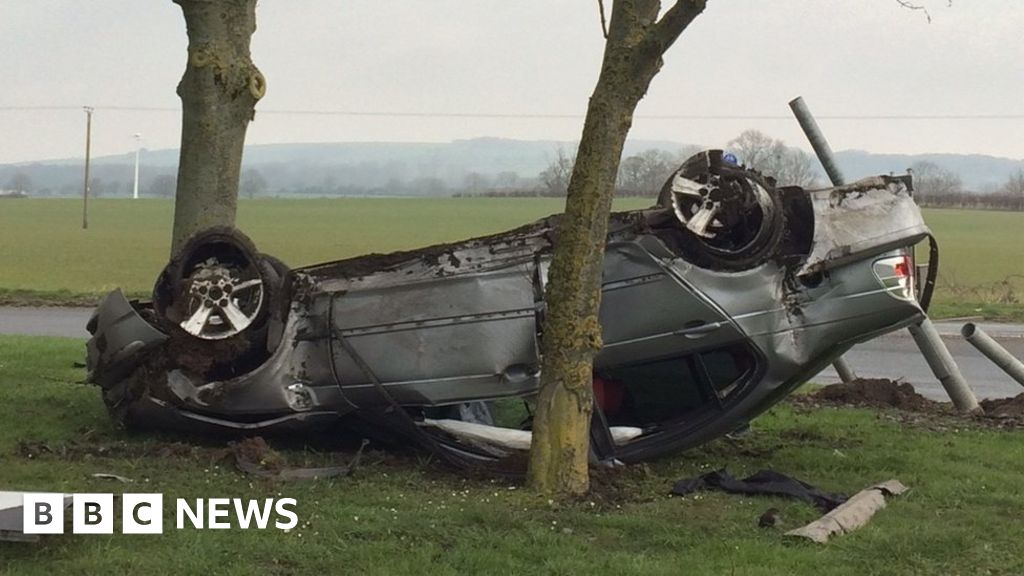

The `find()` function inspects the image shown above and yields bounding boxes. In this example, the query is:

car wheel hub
[180,258,263,340]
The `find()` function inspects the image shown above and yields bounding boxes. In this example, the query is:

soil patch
[810,378,939,412]
[980,394,1024,418]
[792,380,1024,432]
[229,436,287,473]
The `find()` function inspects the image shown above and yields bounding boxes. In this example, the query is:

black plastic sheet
[671,469,847,512]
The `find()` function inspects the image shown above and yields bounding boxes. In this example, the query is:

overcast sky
[1,0,1022,164]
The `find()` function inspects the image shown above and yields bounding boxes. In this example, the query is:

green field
[3,334,1024,574]
[1,198,1021,317]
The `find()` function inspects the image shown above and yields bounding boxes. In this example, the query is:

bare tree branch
[596,0,609,39]
[651,0,708,50]
[895,0,952,23]
[894,0,932,23]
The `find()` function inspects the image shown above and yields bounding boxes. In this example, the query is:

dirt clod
[980,394,1024,418]
[792,379,1024,432]
[229,436,286,472]
[811,378,938,412]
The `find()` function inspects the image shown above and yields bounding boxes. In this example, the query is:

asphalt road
[2,306,1023,401]
[816,323,1024,401]
[0,306,95,338]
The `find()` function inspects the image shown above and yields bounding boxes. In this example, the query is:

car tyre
[657,151,785,271]
[153,227,282,374]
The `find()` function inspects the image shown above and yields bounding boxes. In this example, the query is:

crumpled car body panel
[799,175,929,276]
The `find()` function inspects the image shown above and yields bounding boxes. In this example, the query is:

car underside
[86,150,936,470]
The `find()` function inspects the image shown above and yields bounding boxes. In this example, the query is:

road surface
[2,306,1022,400]
[817,323,1024,401]
[0,306,95,338]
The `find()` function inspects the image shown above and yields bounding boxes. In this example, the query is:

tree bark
[171,0,265,255]
[527,0,707,496]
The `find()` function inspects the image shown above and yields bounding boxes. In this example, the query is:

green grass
[918,209,1024,319]
[0,198,646,305]
[0,199,1021,318]
[3,335,1024,574]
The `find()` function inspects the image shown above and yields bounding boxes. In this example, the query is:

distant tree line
[462,130,820,199]
[726,130,819,188]
[463,132,1024,211]
[911,161,1024,211]
[1,169,179,199]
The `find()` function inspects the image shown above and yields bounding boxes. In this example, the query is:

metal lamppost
[82,106,94,229]
[132,133,142,199]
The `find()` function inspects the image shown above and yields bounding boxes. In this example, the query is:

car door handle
[674,321,723,339]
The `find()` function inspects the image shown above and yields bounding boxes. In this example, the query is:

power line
[0,105,1022,121]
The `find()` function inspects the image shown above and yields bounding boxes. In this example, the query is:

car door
[586,239,755,463]
[595,240,745,368]
[328,262,540,407]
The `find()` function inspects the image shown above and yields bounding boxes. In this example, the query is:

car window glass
[597,356,706,427]
[700,346,755,399]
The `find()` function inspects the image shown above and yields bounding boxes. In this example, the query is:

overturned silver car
[87,150,935,469]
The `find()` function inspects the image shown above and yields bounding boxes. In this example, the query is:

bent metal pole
[789,96,979,412]
[908,318,979,412]
[962,323,1024,388]
[789,97,846,187]
[788,96,856,384]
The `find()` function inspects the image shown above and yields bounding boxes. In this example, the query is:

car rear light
[894,258,910,279]
[873,254,915,300]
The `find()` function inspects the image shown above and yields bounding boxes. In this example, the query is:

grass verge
[2,335,1024,575]
[927,301,1024,323]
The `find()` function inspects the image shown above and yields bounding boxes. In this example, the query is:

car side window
[699,345,756,400]
[595,344,757,430]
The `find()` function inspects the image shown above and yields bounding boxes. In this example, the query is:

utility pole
[133,133,142,199]
[82,106,94,229]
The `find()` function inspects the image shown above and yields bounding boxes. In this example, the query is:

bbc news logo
[22,493,298,534]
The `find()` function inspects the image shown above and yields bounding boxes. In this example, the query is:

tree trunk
[171,0,265,255]
[528,0,707,496]
[526,90,635,496]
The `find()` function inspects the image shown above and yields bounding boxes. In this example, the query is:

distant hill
[833,150,1022,191]
[2,138,1020,197]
